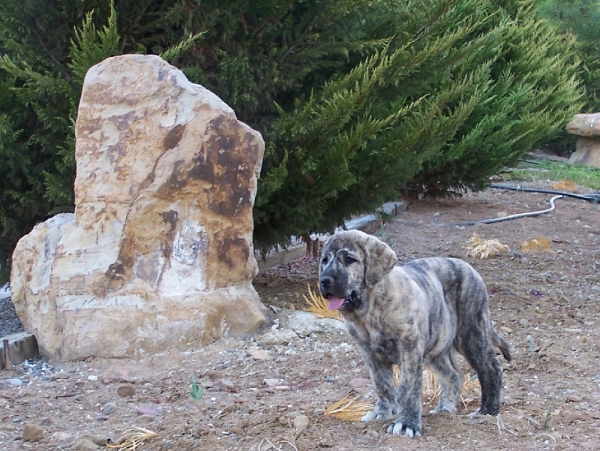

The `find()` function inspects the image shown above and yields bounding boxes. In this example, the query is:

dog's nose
[320,276,334,290]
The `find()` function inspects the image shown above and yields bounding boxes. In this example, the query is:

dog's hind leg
[458,332,504,416]
[427,349,463,414]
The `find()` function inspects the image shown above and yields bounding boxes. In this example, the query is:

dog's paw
[429,403,457,415]
[386,420,422,438]
[361,409,394,422]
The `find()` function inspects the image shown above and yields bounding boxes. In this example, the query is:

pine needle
[106,427,158,450]
[521,237,554,253]
[303,284,343,321]
[466,233,510,259]
[550,180,577,191]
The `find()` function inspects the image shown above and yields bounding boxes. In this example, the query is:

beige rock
[568,136,600,167]
[566,113,600,137]
[10,55,267,360]
[22,423,43,442]
[566,113,600,168]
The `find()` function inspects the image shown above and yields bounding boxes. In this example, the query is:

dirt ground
[2,180,600,451]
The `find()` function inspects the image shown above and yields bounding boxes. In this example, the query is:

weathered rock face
[566,113,600,167]
[10,55,267,360]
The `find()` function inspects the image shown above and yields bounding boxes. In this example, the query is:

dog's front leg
[360,350,398,422]
[388,351,423,438]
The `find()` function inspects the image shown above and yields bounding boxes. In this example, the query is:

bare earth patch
[2,183,600,450]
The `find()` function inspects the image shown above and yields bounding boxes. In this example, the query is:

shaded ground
[2,180,600,450]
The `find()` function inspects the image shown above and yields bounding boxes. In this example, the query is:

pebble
[293,415,309,433]
[117,384,136,397]
[22,423,43,442]
[264,378,280,387]
[74,439,100,450]
[500,326,513,334]
[100,402,118,415]
[591,285,600,293]
[348,378,371,388]
[87,375,99,382]
[53,372,70,380]
[249,349,272,360]
[219,379,237,392]
[7,378,23,386]
[519,318,529,327]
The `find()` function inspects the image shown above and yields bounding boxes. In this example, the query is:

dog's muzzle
[319,275,359,311]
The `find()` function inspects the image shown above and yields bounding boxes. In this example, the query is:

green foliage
[189,374,203,401]
[510,160,600,190]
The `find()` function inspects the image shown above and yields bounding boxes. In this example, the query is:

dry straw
[521,237,554,253]
[303,284,343,321]
[550,180,577,191]
[106,427,158,450]
[466,233,510,259]
[326,366,481,421]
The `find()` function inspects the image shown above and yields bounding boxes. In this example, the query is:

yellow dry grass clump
[106,427,158,450]
[521,237,554,253]
[550,180,577,191]
[326,366,480,421]
[303,285,343,321]
[466,233,510,259]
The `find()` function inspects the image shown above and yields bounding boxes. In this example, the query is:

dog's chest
[347,320,400,361]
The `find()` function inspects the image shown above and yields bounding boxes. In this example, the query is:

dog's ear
[363,235,397,287]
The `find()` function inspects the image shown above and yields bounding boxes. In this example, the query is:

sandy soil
[2,181,600,451]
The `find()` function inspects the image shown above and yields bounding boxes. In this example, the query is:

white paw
[468,409,482,419]
[386,422,422,438]
[361,411,377,422]
[429,404,457,415]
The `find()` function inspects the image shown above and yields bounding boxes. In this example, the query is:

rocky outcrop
[10,55,267,360]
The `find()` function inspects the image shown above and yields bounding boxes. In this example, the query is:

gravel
[0,296,25,337]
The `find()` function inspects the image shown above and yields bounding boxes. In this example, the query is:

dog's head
[319,230,397,312]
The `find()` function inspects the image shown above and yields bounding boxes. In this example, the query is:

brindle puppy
[319,230,511,438]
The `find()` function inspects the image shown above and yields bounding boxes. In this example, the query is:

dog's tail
[493,331,512,362]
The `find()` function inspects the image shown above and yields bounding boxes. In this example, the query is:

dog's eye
[344,256,357,265]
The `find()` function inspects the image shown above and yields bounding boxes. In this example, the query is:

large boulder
[10,55,268,360]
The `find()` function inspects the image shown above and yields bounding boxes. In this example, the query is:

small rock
[117,384,136,397]
[101,402,118,415]
[164,440,174,449]
[500,326,513,334]
[348,378,371,388]
[496,211,508,218]
[87,375,99,382]
[257,329,298,346]
[50,432,73,442]
[275,385,290,391]
[136,404,163,416]
[325,376,336,383]
[249,349,272,360]
[519,318,529,328]
[22,423,43,442]
[7,378,23,386]
[264,378,280,387]
[591,285,600,293]
[354,422,367,430]
[53,372,70,380]
[293,415,309,433]
[219,379,237,392]
[74,439,100,451]
[135,414,156,425]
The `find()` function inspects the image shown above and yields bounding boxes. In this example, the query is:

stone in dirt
[22,423,43,442]
[116,384,136,397]
[10,54,268,361]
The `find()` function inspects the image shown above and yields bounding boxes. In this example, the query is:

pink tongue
[327,296,345,310]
